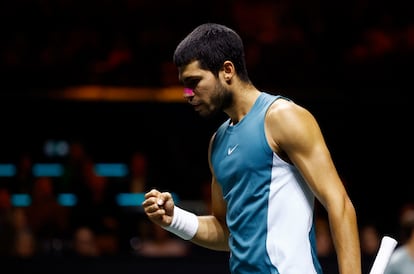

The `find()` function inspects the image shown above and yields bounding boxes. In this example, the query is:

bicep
[266,101,347,208]
[194,153,229,250]
[211,177,227,223]
[207,133,227,222]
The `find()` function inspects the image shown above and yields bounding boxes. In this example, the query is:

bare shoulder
[266,97,315,125]
[265,97,321,152]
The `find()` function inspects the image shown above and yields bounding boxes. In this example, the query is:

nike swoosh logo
[227,144,239,155]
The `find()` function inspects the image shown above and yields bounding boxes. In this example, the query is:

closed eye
[183,77,200,90]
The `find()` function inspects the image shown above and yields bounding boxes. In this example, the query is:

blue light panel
[32,163,64,177]
[0,164,16,177]
[94,163,128,177]
[116,192,180,206]
[11,194,31,207]
[57,193,77,207]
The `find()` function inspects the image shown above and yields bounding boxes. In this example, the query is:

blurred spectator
[384,203,414,274]
[0,188,13,256]
[132,220,191,258]
[11,152,34,194]
[0,187,11,211]
[71,157,121,256]
[117,151,149,253]
[360,222,381,273]
[60,141,90,194]
[26,176,70,255]
[70,226,100,257]
[90,33,133,85]
[315,216,337,274]
[128,151,148,193]
[7,207,38,258]
[11,228,37,258]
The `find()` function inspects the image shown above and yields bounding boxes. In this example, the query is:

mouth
[193,104,202,111]
[190,101,200,107]
[190,101,205,112]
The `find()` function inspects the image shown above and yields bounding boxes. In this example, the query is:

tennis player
[142,23,361,274]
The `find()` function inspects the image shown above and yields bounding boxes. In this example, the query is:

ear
[222,61,235,82]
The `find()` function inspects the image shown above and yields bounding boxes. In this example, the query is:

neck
[225,85,261,124]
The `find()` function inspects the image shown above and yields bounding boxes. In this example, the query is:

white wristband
[162,205,199,240]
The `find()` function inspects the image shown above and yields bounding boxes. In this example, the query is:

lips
[190,101,200,107]
[191,103,203,111]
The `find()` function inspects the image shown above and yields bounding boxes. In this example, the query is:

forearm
[329,197,361,274]
[191,215,230,251]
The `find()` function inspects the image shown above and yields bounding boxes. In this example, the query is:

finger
[146,205,165,215]
[141,195,158,207]
[157,192,173,207]
[144,189,160,199]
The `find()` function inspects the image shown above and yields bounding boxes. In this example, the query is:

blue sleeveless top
[211,92,322,274]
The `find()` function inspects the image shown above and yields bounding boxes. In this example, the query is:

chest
[211,123,273,195]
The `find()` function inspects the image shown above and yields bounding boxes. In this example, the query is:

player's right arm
[186,133,229,251]
[191,176,229,251]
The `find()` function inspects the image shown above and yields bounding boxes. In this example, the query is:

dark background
[2,91,411,231]
[0,0,413,272]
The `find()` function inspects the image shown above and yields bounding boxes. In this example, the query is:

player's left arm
[265,99,361,274]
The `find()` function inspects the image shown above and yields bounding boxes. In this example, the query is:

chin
[202,110,221,119]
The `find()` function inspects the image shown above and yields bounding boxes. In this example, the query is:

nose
[183,88,195,100]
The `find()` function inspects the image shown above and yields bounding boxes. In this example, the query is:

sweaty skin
[143,55,361,274]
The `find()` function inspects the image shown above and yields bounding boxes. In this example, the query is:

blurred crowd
[1,0,414,273]
[0,139,412,274]
[0,141,207,259]
[1,0,414,92]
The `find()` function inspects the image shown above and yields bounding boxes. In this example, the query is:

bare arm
[191,134,229,250]
[265,99,361,274]
[192,177,229,251]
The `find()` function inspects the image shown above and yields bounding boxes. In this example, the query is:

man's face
[179,61,232,118]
